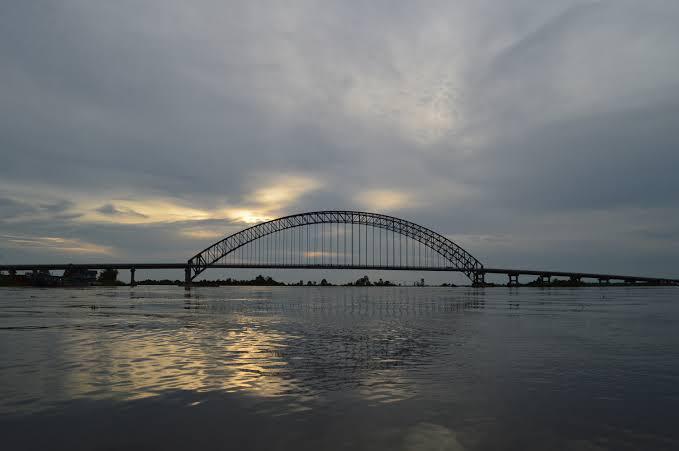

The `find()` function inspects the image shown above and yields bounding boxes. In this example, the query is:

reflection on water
[1,286,679,450]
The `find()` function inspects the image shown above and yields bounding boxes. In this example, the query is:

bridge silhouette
[2,210,678,287]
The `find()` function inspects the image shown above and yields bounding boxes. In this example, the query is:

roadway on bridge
[1,263,678,285]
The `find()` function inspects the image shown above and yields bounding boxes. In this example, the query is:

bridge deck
[480,268,678,283]
[1,263,678,284]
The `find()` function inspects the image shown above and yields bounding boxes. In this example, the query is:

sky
[1,0,679,283]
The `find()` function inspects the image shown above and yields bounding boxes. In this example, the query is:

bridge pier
[540,274,550,285]
[472,271,486,287]
[130,268,136,287]
[508,273,520,287]
[184,266,192,290]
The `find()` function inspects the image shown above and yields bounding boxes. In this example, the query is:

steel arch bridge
[4,210,678,288]
[186,210,483,283]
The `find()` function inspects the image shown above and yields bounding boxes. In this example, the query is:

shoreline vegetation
[0,271,670,288]
[0,272,416,288]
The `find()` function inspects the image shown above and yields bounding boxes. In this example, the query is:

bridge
[1,210,678,287]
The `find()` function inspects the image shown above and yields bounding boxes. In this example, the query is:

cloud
[1,234,113,256]
[1,1,679,275]
[246,174,322,210]
[0,197,36,218]
[357,190,414,211]
[96,203,148,218]
[180,228,226,240]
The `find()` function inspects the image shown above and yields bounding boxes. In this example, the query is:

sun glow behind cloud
[70,174,320,227]
[81,200,214,224]
[357,189,414,211]
[247,175,322,209]
[180,229,227,240]
[224,209,273,224]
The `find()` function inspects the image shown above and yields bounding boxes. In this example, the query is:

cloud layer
[2,0,679,279]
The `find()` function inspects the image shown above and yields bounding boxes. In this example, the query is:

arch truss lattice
[187,211,483,281]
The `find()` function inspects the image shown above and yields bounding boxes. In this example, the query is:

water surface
[1,286,678,450]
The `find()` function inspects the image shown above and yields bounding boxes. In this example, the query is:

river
[1,286,678,450]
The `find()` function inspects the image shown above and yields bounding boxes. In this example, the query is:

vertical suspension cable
[382,225,384,267]
[406,235,408,268]
[306,223,309,265]
[382,225,385,267]
[392,222,395,268]
[321,221,324,266]
[299,225,301,265]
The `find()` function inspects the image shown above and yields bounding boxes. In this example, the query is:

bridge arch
[187,210,483,281]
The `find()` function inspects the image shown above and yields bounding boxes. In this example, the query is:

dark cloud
[0,197,36,218]
[39,200,75,213]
